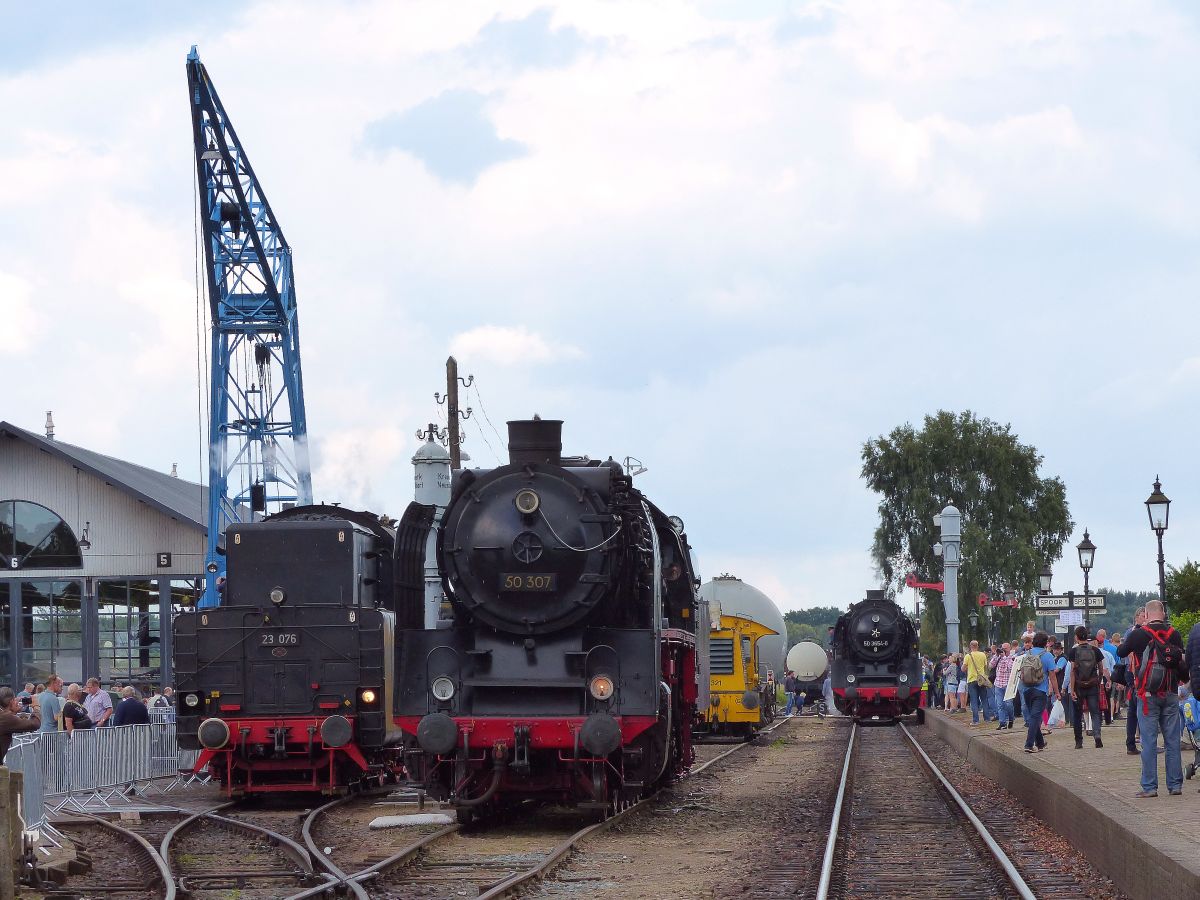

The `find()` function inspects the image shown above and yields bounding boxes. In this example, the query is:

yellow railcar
[698,613,778,738]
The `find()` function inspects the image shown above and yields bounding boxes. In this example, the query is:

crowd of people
[0,677,176,764]
[922,601,1198,796]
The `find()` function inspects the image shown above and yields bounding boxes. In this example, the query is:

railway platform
[927,707,1200,900]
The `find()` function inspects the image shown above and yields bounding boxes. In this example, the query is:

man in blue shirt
[1019,632,1060,753]
[35,675,62,732]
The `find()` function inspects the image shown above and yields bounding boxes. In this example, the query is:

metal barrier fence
[5,706,202,831]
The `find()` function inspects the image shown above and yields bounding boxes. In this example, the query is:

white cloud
[0,271,39,354]
[311,425,410,513]
[449,325,583,366]
[0,1,1198,608]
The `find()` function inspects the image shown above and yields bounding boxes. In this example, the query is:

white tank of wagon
[787,640,830,683]
[698,575,788,676]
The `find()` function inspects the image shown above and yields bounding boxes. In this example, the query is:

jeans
[993,686,1012,725]
[1126,691,1140,750]
[968,682,995,723]
[1023,688,1048,749]
[1137,694,1183,793]
[783,692,798,715]
[1073,685,1102,744]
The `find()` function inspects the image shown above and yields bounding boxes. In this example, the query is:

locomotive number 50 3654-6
[500,573,557,591]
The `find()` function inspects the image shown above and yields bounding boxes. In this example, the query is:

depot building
[0,418,207,691]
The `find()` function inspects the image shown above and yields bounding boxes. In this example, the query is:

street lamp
[1077,530,1096,633]
[1145,476,1170,607]
[1039,562,1053,595]
[968,608,979,637]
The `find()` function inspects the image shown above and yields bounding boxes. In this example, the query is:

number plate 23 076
[260,631,300,646]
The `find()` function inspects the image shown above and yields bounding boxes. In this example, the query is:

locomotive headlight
[431,677,456,702]
[589,674,615,701]
[845,674,856,684]
[514,489,540,515]
[898,673,909,683]
[360,689,377,705]
[269,586,285,605]
[184,692,201,707]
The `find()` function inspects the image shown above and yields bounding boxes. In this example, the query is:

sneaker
[995,723,1005,731]
[1095,738,1103,749]
[1024,747,1035,754]
[1127,749,1140,756]
[1134,790,1158,798]
[1075,741,1083,749]
[1169,789,1182,796]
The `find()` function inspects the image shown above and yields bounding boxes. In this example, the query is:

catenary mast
[187,47,312,607]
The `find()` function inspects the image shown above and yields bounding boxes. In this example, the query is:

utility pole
[436,356,473,469]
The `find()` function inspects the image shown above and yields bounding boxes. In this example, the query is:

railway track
[42,796,372,900]
[816,722,1035,900]
[291,718,791,899]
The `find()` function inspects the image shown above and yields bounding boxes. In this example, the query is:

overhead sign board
[1033,593,1107,613]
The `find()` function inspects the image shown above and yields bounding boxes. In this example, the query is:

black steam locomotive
[830,590,923,723]
[174,505,411,795]
[395,418,705,821]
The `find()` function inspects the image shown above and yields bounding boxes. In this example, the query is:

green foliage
[1088,588,1157,636]
[1167,560,1200,615]
[861,410,1073,646]
[785,621,820,649]
[1170,608,1200,644]
[784,606,844,627]
[782,606,844,650]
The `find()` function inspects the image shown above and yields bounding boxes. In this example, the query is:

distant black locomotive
[830,590,922,723]
[395,418,704,820]
[174,506,406,795]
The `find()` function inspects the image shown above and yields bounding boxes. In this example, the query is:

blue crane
[187,47,313,606]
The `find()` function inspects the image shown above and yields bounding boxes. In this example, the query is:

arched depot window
[0,501,83,569]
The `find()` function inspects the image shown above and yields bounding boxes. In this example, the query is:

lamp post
[1038,562,1053,636]
[1002,589,1016,644]
[1145,476,1170,609]
[1077,530,1096,633]
[968,608,979,640]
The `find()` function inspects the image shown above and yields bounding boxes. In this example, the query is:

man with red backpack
[1116,600,1189,798]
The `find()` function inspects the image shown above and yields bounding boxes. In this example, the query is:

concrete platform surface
[927,707,1200,900]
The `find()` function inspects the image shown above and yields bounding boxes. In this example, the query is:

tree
[1166,560,1200,615]
[785,621,821,650]
[783,606,844,650]
[861,410,1072,649]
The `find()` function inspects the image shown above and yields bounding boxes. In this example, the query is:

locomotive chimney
[507,417,563,466]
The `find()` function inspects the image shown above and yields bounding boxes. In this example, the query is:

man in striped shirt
[991,643,1016,730]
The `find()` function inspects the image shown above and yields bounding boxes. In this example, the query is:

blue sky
[2,1,1199,615]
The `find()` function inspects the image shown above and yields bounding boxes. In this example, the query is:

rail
[815,722,1035,900]
[310,716,792,900]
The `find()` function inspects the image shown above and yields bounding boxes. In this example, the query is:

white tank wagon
[699,575,787,677]
[786,640,829,683]
[786,639,831,716]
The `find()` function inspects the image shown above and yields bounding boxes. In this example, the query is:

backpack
[1018,652,1045,687]
[1136,626,1183,706]
[1073,644,1099,690]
